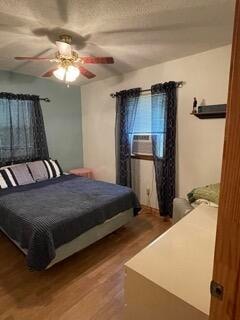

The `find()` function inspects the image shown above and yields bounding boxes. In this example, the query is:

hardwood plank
[0,210,171,320]
[209,0,240,319]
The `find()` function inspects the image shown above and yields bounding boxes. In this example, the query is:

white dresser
[124,205,218,320]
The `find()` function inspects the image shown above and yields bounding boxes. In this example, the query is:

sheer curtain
[0,93,49,166]
[115,88,141,187]
[151,82,177,217]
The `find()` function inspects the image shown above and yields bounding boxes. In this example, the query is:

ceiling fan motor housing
[59,34,72,44]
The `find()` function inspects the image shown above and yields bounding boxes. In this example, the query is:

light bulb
[53,67,66,80]
[65,66,80,82]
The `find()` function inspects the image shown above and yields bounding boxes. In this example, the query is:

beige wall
[81,45,231,208]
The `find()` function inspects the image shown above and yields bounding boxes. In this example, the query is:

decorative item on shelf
[191,97,198,114]
[190,98,227,119]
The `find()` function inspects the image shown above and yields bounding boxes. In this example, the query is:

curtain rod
[110,81,185,98]
[40,97,51,102]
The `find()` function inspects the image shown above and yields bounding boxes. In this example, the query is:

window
[0,100,34,161]
[0,93,49,166]
[129,93,166,160]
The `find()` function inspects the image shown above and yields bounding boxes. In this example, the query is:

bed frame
[0,208,134,269]
[0,166,135,269]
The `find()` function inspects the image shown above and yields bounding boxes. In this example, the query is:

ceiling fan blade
[15,56,51,61]
[41,68,57,77]
[56,41,72,56]
[79,66,96,79]
[81,56,114,64]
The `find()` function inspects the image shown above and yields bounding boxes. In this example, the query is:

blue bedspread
[0,175,140,270]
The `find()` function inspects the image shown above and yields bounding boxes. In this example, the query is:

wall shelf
[191,102,227,119]
[191,112,226,119]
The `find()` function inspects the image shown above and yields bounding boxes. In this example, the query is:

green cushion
[187,183,220,204]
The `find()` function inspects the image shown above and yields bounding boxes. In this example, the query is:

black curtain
[151,82,177,217]
[0,93,49,166]
[115,88,141,187]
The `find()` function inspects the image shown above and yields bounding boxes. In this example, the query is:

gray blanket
[0,175,140,270]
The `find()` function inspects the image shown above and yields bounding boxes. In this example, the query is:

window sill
[131,154,154,161]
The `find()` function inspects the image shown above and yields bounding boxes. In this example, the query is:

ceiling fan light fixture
[53,67,65,81]
[66,65,80,82]
[53,65,80,83]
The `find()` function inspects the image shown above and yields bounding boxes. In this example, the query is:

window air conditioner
[131,134,153,156]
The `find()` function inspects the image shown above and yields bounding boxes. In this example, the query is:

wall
[0,70,83,171]
[81,45,231,208]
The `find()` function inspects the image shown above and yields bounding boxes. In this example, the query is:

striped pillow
[43,159,63,179]
[27,159,63,182]
[27,160,49,182]
[0,164,35,189]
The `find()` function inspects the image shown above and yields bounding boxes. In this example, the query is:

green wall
[0,70,83,171]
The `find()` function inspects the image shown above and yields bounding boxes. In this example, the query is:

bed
[0,174,140,270]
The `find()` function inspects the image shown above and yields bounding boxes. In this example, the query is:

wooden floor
[0,210,171,320]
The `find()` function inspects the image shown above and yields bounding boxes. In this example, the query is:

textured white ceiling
[0,0,235,85]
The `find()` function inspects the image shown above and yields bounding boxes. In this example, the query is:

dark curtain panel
[0,93,49,166]
[115,88,141,187]
[151,82,177,217]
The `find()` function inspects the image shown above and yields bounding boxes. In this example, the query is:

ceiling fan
[14,34,114,83]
